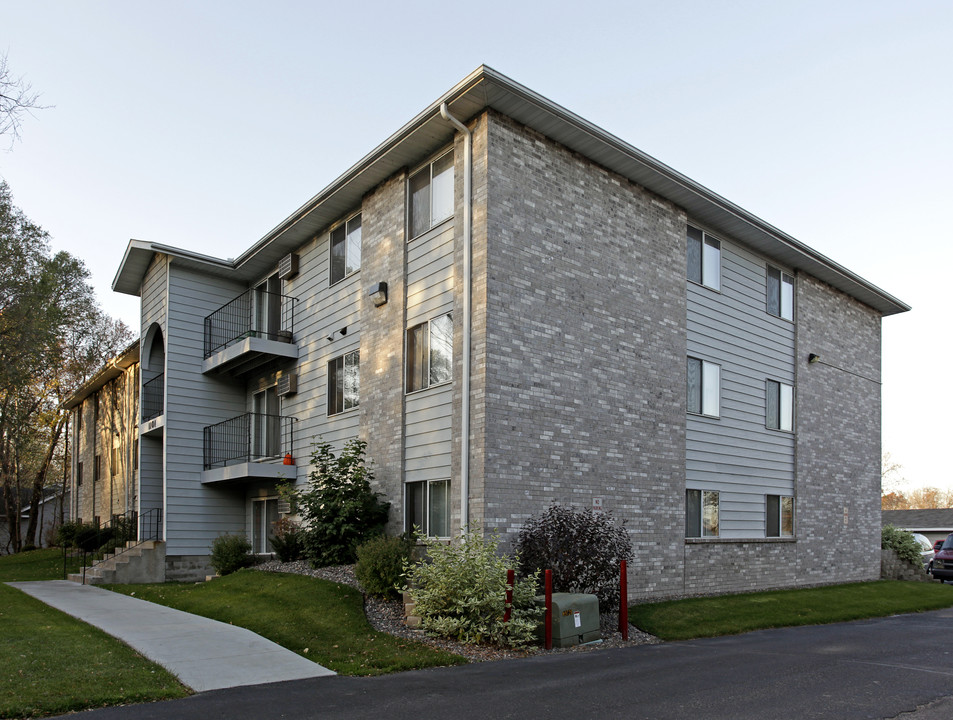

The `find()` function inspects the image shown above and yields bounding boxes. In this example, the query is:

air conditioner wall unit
[277,372,297,397]
[278,253,299,280]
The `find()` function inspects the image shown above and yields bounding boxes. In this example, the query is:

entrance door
[252,386,280,459]
[251,498,279,554]
[254,275,281,341]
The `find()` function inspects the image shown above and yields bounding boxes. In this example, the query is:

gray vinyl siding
[686,235,796,538]
[141,254,168,337]
[404,222,455,484]
[276,228,362,478]
[163,263,247,554]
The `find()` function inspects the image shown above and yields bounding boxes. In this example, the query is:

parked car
[912,533,936,571]
[931,534,953,582]
[934,539,945,554]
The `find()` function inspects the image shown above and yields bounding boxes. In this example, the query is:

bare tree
[0,52,50,146]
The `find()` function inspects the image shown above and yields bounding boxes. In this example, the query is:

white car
[912,533,936,571]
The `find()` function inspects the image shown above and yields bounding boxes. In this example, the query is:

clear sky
[2,1,950,491]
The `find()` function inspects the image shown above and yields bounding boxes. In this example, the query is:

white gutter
[440,102,471,533]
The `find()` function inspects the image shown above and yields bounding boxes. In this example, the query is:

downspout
[439,102,471,533]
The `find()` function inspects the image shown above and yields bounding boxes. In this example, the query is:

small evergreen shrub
[54,520,85,547]
[270,517,305,562]
[210,533,253,576]
[403,532,541,648]
[20,543,37,552]
[516,503,633,607]
[882,525,923,567]
[279,439,390,567]
[355,534,414,599]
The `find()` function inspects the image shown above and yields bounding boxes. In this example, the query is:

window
[252,385,280,458]
[328,350,360,415]
[409,152,454,238]
[766,380,794,431]
[687,225,721,291]
[251,498,279,554]
[254,275,281,340]
[330,214,362,285]
[93,454,101,482]
[686,489,719,537]
[133,438,139,471]
[767,495,795,537]
[687,357,720,417]
[76,461,83,488]
[110,445,120,476]
[405,479,450,537]
[407,313,453,392]
[767,266,794,321]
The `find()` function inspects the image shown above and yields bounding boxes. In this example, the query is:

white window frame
[686,489,719,538]
[327,349,360,416]
[766,494,795,537]
[408,150,454,240]
[687,356,720,418]
[404,479,451,538]
[766,379,794,432]
[687,225,721,291]
[406,313,453,394]
[329,213,362,286]
[250,497,280,554]
[766,266,794,321]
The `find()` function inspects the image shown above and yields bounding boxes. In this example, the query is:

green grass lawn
[630,580,953,641]
[111,569,467,676]
[0,548,189,719]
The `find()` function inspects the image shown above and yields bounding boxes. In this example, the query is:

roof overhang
[62,339,141,410]
[112,65,909,316]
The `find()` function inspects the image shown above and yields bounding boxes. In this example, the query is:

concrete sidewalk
[7,580,335,692]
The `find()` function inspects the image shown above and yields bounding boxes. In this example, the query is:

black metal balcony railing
[141,374,164,421]
[203,412,297,470]
[204,288,297,358]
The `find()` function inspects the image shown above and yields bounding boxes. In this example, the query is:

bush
[270,517,305,562]
[355,535,414,599]
[403,532,541,648]
[516,503,633,607]
[210,533,253,576]
[279,439,390,567]
[54,519,85,547]
[882,525,923,567]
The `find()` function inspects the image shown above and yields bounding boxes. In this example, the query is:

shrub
[270,517,305,562]
[279,439,390,567]
[210,533,253,576]
[882,525,923,567]
[54,519,85,547]
[403,532,541,648]
[355,535,414,599]
[516,503,633,607]
[20,543,37,552]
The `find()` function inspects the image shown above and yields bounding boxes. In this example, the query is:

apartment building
[110,66,907,595]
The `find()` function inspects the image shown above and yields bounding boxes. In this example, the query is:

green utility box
[535,592,601,648]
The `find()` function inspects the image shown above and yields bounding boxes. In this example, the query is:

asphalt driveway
[56,607,953,720]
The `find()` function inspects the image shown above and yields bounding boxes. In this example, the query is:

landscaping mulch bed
[256,560,661,662]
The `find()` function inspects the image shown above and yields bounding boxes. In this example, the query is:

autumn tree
[0,52,49,146]
[0,179,130,551]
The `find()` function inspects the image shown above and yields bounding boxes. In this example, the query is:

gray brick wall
[481,112,688,599]
[359,172,407,536]
[795,274,882,584]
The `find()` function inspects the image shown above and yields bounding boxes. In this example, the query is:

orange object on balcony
[283,454,295,466]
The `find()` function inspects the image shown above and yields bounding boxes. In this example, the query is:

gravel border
[255,560,661,662]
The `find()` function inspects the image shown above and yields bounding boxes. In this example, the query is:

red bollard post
[503,568,514,623]
[619,560,629,640]
[544,569,553,650]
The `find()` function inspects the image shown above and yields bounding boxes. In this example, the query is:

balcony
[201,412,297,484]
[141,373,165,436]
[203,288,298,375]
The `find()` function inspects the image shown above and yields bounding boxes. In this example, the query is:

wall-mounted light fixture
[368,281,388,307]
[808,353,821,364]
[326,326,348,342]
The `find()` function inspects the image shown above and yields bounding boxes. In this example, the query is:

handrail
[203,412,297,470]
[62,508,163,583]
[203,288,297,358]
[142,373,165,421]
